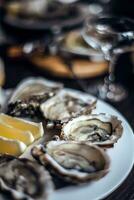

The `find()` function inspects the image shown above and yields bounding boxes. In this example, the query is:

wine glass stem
[105,53,117,85]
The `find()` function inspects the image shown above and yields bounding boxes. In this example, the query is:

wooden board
[0,59,5,86]
[31,55,108,78]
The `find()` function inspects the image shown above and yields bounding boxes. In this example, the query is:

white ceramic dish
[0,87,133,200]
[48,88,134,200]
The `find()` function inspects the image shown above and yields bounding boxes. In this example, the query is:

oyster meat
[0,154,54,200]
[32,141,109,183]
[7,77,62,117]
[40,90,96,129]
[61,114,123,146]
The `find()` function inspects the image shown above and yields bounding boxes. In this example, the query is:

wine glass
[82,16,134,102]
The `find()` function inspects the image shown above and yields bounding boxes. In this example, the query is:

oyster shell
[61,114,123,146]
[40,90,96,129]
[7,77,62,117]
[0,154,54,200]
[32,141,109,183]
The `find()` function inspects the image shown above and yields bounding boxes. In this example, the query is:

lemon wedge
[0,120,34,145]
[0,114,44,140]
[0,136,26,156]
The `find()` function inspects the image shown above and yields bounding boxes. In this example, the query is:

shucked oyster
[0,154,54,200]
[7,77,62,117]
[61,114,123,146]
[32,141,109,183]
[40,90,96,129]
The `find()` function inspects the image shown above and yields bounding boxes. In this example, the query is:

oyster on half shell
[32,141,109,183]
[7,77,62,117]
[40,90,96,129]
[61,114,123,146]
[0,154,54,200]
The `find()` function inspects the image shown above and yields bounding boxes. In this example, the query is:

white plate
[48,88,134,200]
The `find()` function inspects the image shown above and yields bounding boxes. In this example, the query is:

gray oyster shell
[7,77,63,118]
[0,154,54,200]
[32,141,109,184]
[61,114,123,147]
[40,90,96,129]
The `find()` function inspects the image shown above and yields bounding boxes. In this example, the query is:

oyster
[40,90,96,129]
[0,154,54,200]
[61,114,123,146]
[32,141,109,183]
[7,77,62,117]
[6,0,48,17]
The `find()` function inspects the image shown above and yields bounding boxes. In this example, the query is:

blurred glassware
[88,3,103,16]
[59,30,104,60]
[82,15,134,102]
[56,0,78,4]
[6,33,108,80]
[2,0,87,32]
[5,0,48,17]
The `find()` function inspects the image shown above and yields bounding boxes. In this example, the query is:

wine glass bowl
[82,15,134,102]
